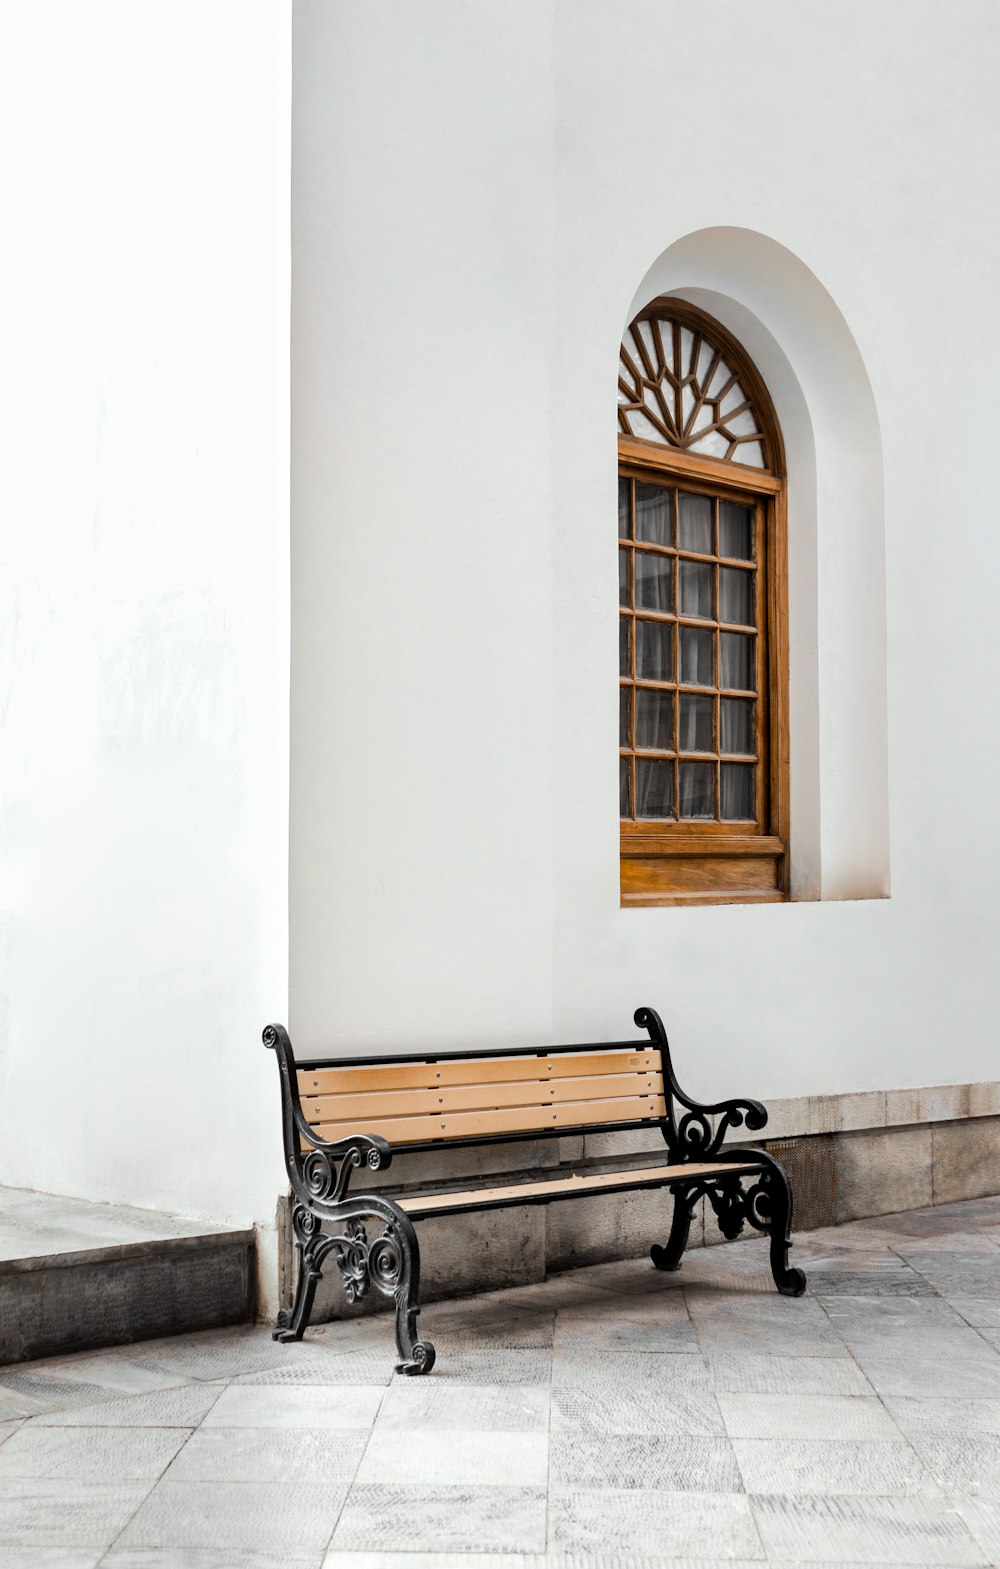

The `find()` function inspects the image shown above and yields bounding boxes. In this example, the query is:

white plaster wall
[291,0,1000,1108]
[0,1,291,1225]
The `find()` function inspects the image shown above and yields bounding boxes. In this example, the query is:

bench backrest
[297,1042,666,1152]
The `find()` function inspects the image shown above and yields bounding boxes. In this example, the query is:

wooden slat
[302,1071,664,1125]
[297,1048,658,1099]
[398,1160,750,1215]
[301,1092,667,1149]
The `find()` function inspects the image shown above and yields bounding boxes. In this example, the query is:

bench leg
[702,1153,807,1298]
[651,1185,696,1272]
[389,1215,436,1376]
[274,1222,328,1343]
[757,1157,807,1298]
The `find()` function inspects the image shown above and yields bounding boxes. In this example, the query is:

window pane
[636,620,672,682]
[719,500,752,560]
[678,492,712,553]
[720,697,754,755]
[635,483,671,546]
[636,689,673,750]
[679,693,713,753]
[618,477,630,540]
[679,761,715,819]
[720,631,753,690]
[636,757,673,818]
[619,618,630,678]
[619,687,630,748]
[679,625,713,686]
[620,757,631,818]
[679,560,713,620]
[721,762,754,820]
[619,548,630,607]
[635,552,672,612]
[719,566,753,626]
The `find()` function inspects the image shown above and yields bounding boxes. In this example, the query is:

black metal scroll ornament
[264,1024,435,1374]
[636,1007,806,1297]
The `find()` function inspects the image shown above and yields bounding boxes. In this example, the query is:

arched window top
[618,299,782,475]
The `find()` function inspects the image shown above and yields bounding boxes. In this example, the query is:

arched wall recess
[625,228,890,902]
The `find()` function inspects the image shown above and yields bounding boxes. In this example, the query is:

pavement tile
[167,1426,368,1483]
[323,1555,541,1569]
[548,1486,763,1557]
[0,1479,154,1548]
[0,1552,106,1568]
[551,1349,709,1389]
[686,1293,850,1356]
[376,1380,549,1431]
[552,1305,699,1354]
[550,1384,726,1436]
[848,1330,1000,1398]
[903,1255,1000,1300]
[912,1438,1000,1497]
[953,1496,1000,1561]
[750,1493,985,1563]
[324,1558,764,1569]
[805,1267,936,1298]
[819,1296,968,1332]
[420,1305,556,1350]
[0,1423,188,1480]
[885,1398,1000,1439]
[231,1356,394,1386]
[34,1383,225,1427]
[948,1300,1000,1327]
[202,1383,384,1429]
[127,1326,329,1382]
[0,1354,191,1414]
[550,1432,742,1491]
[398,1349,551,1385]
[116,1478,349,1554]
[357,1426,548,1486]
[106,1554,322,1569]
[707,1354,873,1396]
[734,1437,938,1496]
[718,1392,901,1440]
[332,1483,547,1553]
[0,1390,42,1421]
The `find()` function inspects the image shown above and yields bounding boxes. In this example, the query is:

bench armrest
[264,1023,392,1206]
[635,1005,767,1162]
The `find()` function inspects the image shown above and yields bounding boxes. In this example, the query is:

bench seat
[397,1158,764,1218]
[265,1005,806,1374]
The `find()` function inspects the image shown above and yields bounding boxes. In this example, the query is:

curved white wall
[0,0,291,1227]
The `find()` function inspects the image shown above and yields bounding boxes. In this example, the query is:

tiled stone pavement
[6,1198,1000,1565]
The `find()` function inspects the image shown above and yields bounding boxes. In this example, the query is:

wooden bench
[264,1005,805,1374]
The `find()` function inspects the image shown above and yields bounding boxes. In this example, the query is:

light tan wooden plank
[398,1160,747,1215]
[301,1092,667,1149]
[302,1071,665,1124]
[297,1048,658,1099]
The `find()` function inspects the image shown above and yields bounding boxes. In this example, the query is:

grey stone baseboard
[274,1107,1000,1324]
[1,1232,255,1365]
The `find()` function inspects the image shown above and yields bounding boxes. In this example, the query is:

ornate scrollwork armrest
[296,1133,392,1205]
[264,1022,393,1205]
[634,1005,768,1162]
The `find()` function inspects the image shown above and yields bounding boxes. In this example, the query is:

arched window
[618,300,788,905]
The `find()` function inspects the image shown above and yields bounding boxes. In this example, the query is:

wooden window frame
[619,300,789,908]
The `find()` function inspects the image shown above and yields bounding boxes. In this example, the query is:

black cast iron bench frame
[264,1005,806,1374]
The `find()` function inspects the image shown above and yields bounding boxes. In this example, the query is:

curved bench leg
[391,1216,436,1376]
[274,1232,325,1342]
[760,1160,807,1298]
[651,1186,695,1272]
